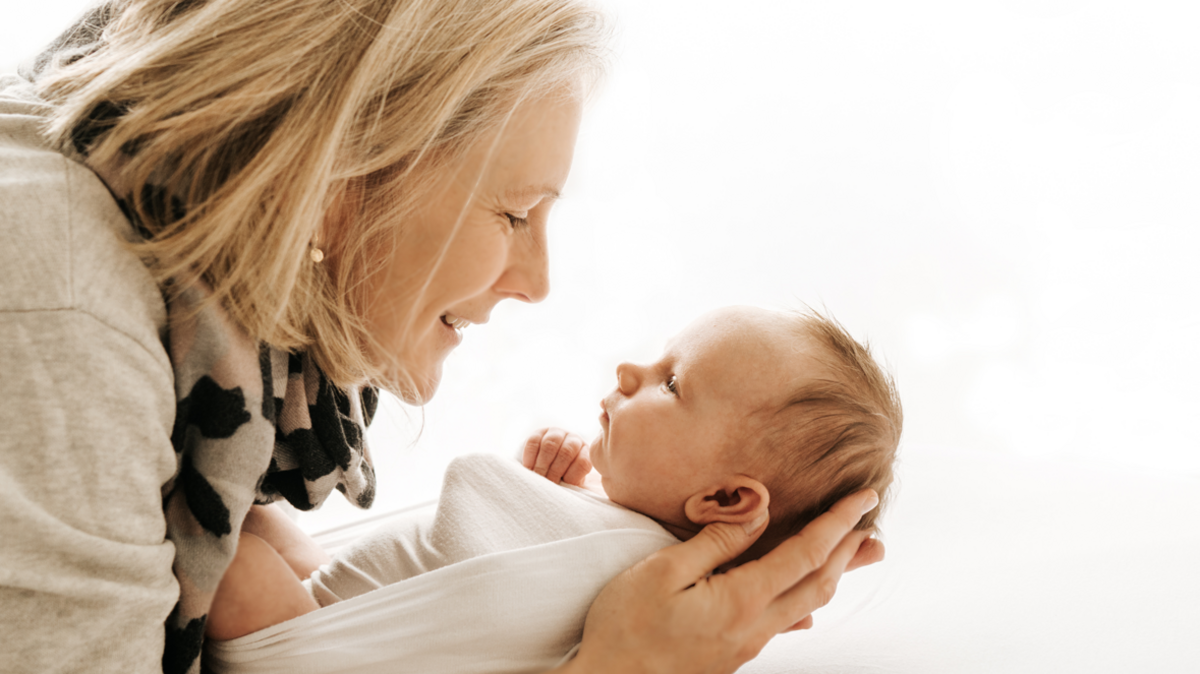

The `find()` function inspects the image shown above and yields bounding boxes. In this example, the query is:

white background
[6,0,1198,533]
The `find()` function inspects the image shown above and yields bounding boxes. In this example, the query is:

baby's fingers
[533,428,569,477]
[522,428,550,470]
[560,444,593,486]
[546,433,588,483]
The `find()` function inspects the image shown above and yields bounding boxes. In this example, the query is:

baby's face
[589,306,822,532]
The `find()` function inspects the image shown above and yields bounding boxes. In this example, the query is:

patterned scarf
[27,7,379,673]
[159,282,377,674]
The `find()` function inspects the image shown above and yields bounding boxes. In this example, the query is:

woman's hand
[522,427,593,486]
[561,489,883,674]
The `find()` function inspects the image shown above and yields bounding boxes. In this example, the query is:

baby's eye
[665,375,678,396]
[505,213,529,229]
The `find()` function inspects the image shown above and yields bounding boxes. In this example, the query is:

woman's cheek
[449,224,510,290]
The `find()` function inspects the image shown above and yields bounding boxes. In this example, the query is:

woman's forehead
[437,87,582,203]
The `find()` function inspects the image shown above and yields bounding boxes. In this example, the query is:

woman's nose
[616,362,641,396]
[493,225,550,303]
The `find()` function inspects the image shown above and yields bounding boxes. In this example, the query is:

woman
[0,1,884,673]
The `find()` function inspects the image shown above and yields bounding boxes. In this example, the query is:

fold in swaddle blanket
[205,454,679,674]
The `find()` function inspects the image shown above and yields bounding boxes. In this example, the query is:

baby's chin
[580,470,607,497]
[587,435,606,472]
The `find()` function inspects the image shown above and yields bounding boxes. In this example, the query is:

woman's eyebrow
[502,185,562,203]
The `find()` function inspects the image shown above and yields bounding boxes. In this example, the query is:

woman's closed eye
[505,213,529,229]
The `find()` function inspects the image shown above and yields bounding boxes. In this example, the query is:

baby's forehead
[674,307,808,358]
[672,308,821,405]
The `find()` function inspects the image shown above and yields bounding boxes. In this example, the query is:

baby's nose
[615,362,639,395]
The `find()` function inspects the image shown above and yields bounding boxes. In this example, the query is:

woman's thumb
[658,513,768,588]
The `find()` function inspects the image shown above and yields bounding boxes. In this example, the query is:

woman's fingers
[736,489,877,600]
[571,489,884,674]
[764,533,880,635]
[764,528,872,633]
[653,516,770,591]
[573,519,774,674]
[784,614,814,632]
[845,536,885,572]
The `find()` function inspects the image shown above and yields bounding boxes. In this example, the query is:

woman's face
[362,88,583,402]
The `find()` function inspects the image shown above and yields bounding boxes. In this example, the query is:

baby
[203,306,902,674]
[525,305,902,565]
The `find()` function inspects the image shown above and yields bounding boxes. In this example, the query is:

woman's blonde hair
[38,0,608,391]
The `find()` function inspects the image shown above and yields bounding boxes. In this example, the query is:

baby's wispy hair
[749,307,902,551]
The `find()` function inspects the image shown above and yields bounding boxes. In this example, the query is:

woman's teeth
[442,314,471,330]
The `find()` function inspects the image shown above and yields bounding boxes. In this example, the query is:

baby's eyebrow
[655,354,690,397]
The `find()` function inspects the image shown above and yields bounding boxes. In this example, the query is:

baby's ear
[684,476,769,527]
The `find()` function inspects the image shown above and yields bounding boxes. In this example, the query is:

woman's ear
[683,476,769,527]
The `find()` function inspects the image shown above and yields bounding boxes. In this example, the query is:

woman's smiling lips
[438,312,471,346]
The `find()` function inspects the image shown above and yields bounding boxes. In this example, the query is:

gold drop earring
[310,235,325,263]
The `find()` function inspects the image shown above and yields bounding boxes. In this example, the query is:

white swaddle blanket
[205,454,679,674]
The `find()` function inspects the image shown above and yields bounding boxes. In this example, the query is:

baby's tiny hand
[522,427,592,486]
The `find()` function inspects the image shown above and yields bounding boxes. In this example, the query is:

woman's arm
[0,308,182,674]
[206,531,321,641]
[205,505,327,640]
[240,504,331,580]
[554,490,883,674]
[1,109,181,673]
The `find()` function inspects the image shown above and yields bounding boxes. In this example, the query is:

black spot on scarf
[173,376,253,443]
[258,374,377,511]
[179,455,231,537]
[258,346,276,424]
[162,607,205,674]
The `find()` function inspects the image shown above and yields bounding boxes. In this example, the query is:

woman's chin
[393,364,443,405]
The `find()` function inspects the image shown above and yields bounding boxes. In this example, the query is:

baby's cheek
[603,483,641,513]
[587,436,606,473]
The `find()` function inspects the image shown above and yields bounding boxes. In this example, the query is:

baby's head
[588,306,901,562]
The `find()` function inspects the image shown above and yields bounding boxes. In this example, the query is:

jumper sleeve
[0,75,180,674]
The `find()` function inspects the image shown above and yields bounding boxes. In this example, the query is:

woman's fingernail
[860,491,880,515]
[742,513,768,535]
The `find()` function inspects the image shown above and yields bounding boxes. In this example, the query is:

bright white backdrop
[5,0,1198,534]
